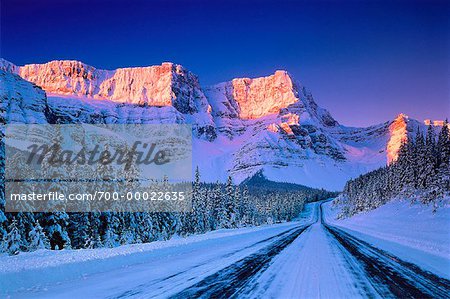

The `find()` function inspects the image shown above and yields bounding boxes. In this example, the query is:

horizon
[2,0,449,126]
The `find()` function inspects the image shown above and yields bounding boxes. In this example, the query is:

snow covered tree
[437,120,450,192]
[239,185,254,226]
[28,220,49,251]
[84,233,103,249]
[120,226,135,245]
[4,217,21,255]
[221,176,237,229]
[211,182,226,229]
[41,212,71,250]
[68,213,90,249]
[103,212,120,248]
[340,123,450,216]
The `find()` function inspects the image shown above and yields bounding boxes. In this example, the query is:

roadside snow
[0,222,298,273]
[323,199,450,279]
[0,205,317,296]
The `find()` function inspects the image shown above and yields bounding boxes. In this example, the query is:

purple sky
[2,0,449,126]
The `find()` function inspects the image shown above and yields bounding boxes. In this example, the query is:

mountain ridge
[1,58,444,190]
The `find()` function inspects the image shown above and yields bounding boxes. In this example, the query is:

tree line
[0,166,334,255]
[337,121,450,218]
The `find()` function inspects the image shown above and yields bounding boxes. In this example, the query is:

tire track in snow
[235,201,380,299]
[110,225,302,299]
[169,225,312,299]
[321,204,450,298]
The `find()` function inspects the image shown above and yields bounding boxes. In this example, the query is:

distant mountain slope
[0,59,441,190]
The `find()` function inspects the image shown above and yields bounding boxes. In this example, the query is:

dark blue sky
[2,0,449,126]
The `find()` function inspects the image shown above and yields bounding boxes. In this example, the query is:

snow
[240,202,379,298]
[0,70,48,124]
[323,199,450,279]
[0,220,308,296]
[1,201,449,297]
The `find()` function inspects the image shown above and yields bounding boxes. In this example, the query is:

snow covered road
[0,207,316,298]
[2,201,449,298]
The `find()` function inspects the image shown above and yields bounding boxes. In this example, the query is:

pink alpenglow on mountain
[387,113,409,165]
[17,60,210,114]
[230,70,298,119]
[424,119,449,128]
[384,114,446,165]
[0,58,435,189]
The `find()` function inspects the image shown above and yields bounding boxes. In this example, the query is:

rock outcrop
[17,60,210,115]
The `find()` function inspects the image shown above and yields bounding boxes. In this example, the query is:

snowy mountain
[0,59,438,190]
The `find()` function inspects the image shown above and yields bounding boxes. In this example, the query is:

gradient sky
[2,0,449,126]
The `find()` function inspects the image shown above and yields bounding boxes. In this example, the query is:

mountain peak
[387,113,409,164]
[394,113,409,121]
[273,69,291,78]
[224,70,299,119]
[0,58,18,73]
[2,58,429,190]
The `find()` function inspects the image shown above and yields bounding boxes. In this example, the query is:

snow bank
[323,199,450,278]
[0,221,300,294]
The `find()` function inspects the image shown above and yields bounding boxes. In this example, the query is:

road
[9,202,450,298]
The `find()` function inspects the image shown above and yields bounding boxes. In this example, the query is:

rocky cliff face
[16,60,210,115]
[206,71,337,122]
[387,114,409,164]
[228,70,298,119]
[386,113,429,165]
[0,58,434,189]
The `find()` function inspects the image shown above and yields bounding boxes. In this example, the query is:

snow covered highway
[1,201,449,298]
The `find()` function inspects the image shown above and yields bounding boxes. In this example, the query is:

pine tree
[222,176,237,229]
[103,213,120,248]
[15,212,34,250]
[415,131,427,189]
[68,213,90,249]
[0,107,6,244]
[212,182,226,229]
[84,235,96,249]
[436,120,450,195]
[423,125,438,199]
[185,167,201,234]
[120,227,135,245]
[0,210,6,251]
[5,217,21,255]
[197,185,208,233]
[240,185,253,226]
[28,220,49,251]
[42,212,71,250]
[233,186,241,227]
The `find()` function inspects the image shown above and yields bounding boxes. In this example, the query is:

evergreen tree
[41,212,71,250]
[340,123,450,216]
[103,212,120,248]
[212,182,226,229]
[28,220,49,251]
[222,176,237,229]
[4,217,21,255]
[68,213,90,249]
